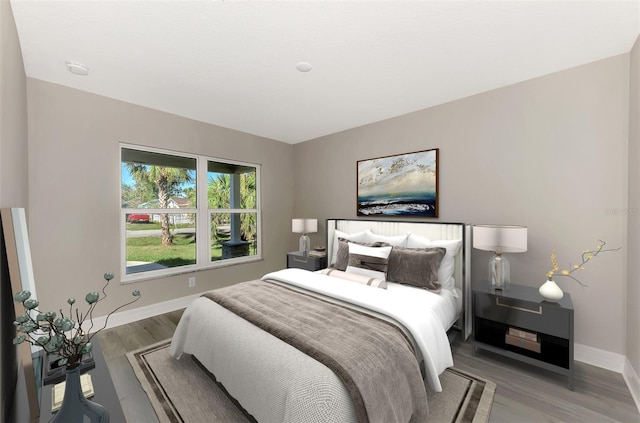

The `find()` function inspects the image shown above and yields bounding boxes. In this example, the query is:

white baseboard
[575,343,626,372]
[90,292,201,332]
[623,358,640,414]
[574,343,640,414]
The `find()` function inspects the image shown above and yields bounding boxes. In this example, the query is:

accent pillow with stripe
[345,242,392,280]
[320,268,388,289]
[333,238,390,271]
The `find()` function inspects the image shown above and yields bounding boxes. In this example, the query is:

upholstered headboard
[326,219,472,339]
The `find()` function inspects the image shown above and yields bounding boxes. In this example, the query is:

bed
[169,219,471,423]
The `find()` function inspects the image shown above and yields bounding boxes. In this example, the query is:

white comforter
[170,268,454,423]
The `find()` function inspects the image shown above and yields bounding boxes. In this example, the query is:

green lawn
[126,233,196,267]
[126,233,256,267]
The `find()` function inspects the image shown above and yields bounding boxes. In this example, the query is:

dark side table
[472,280,575,390]
[10,338,125,422]
[287,251,327,271]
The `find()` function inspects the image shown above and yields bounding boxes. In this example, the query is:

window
[121,145,261,281]
[208,161,258,262]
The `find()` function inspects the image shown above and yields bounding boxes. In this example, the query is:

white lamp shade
[473,225,527,254]
[292,218,317,234]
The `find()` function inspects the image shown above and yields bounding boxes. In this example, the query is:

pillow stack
[329,228,461,294]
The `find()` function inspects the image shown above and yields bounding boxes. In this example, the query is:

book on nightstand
[52,373,95,412]
[308,250,326,258]
[507,327,538,342]
[505,333,541,353]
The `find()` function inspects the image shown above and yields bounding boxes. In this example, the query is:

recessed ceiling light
[65,61,89,76]
[296,62,312,73]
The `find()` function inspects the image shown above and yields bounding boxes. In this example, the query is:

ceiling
[10,1,640,144]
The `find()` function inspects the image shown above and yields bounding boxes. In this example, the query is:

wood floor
[450,341,639,423]
[97,311,640,423]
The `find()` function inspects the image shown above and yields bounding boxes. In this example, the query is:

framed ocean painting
[357,148,438,217]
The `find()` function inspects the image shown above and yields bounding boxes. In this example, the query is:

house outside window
[121,145,261,282]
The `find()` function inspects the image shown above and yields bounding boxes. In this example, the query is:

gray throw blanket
[202,279,428,423]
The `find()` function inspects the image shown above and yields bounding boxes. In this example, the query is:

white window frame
[120,144,262,283]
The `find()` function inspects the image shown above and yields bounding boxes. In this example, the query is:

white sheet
[386,282,461,330]
[262,268,454,392]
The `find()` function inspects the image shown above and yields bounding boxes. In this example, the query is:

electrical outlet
[188,277,196,288]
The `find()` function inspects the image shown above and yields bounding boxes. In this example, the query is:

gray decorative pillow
[386,246,446,291]
[333,238,389,271]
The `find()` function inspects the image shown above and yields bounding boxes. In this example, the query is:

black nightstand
[472,280,575,390]
[287,251,327,271]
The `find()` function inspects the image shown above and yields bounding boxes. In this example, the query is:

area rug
[127,340,495,423]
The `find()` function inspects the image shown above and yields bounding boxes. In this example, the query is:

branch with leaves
[546,240,620,287]
[13,272,141,369]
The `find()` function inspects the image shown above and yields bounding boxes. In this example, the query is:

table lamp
[473,225,527,290]
[292,218,317,255]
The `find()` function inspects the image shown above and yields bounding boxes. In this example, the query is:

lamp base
[490,253,510,291]
[299,234,310,255]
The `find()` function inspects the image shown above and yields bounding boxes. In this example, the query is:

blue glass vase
[51,365,109,423]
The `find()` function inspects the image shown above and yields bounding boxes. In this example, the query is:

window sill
[120,256,263,284]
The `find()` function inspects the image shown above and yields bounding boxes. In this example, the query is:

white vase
[539,279,563,302]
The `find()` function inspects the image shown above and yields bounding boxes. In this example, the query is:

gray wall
[26,79,295,315]
[0,2,28,420]
[628,36,639,376]
[0,0,28,209]
[294,54,630,354]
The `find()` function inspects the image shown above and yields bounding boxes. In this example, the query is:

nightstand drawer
[474,293,570,339]
[287,252,327,271]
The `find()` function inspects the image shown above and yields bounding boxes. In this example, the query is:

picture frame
[357,148,439,217]
[1,208,40,421]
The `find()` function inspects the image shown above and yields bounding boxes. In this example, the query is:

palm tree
[208,174,231,241]
[240,172,257,241]
[124,164,193,246]
[208,172,257,242]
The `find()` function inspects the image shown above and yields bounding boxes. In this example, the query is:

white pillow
[406,233,462,294]
[365,229,409,247]
[331,229,369,265]
[406,233,431,247]
[345,242,392,280]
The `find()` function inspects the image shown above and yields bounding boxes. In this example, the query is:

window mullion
[197,158,209,264]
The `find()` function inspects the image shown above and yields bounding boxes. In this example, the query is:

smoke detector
[65,61,89,76]
[296,62,312,73]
